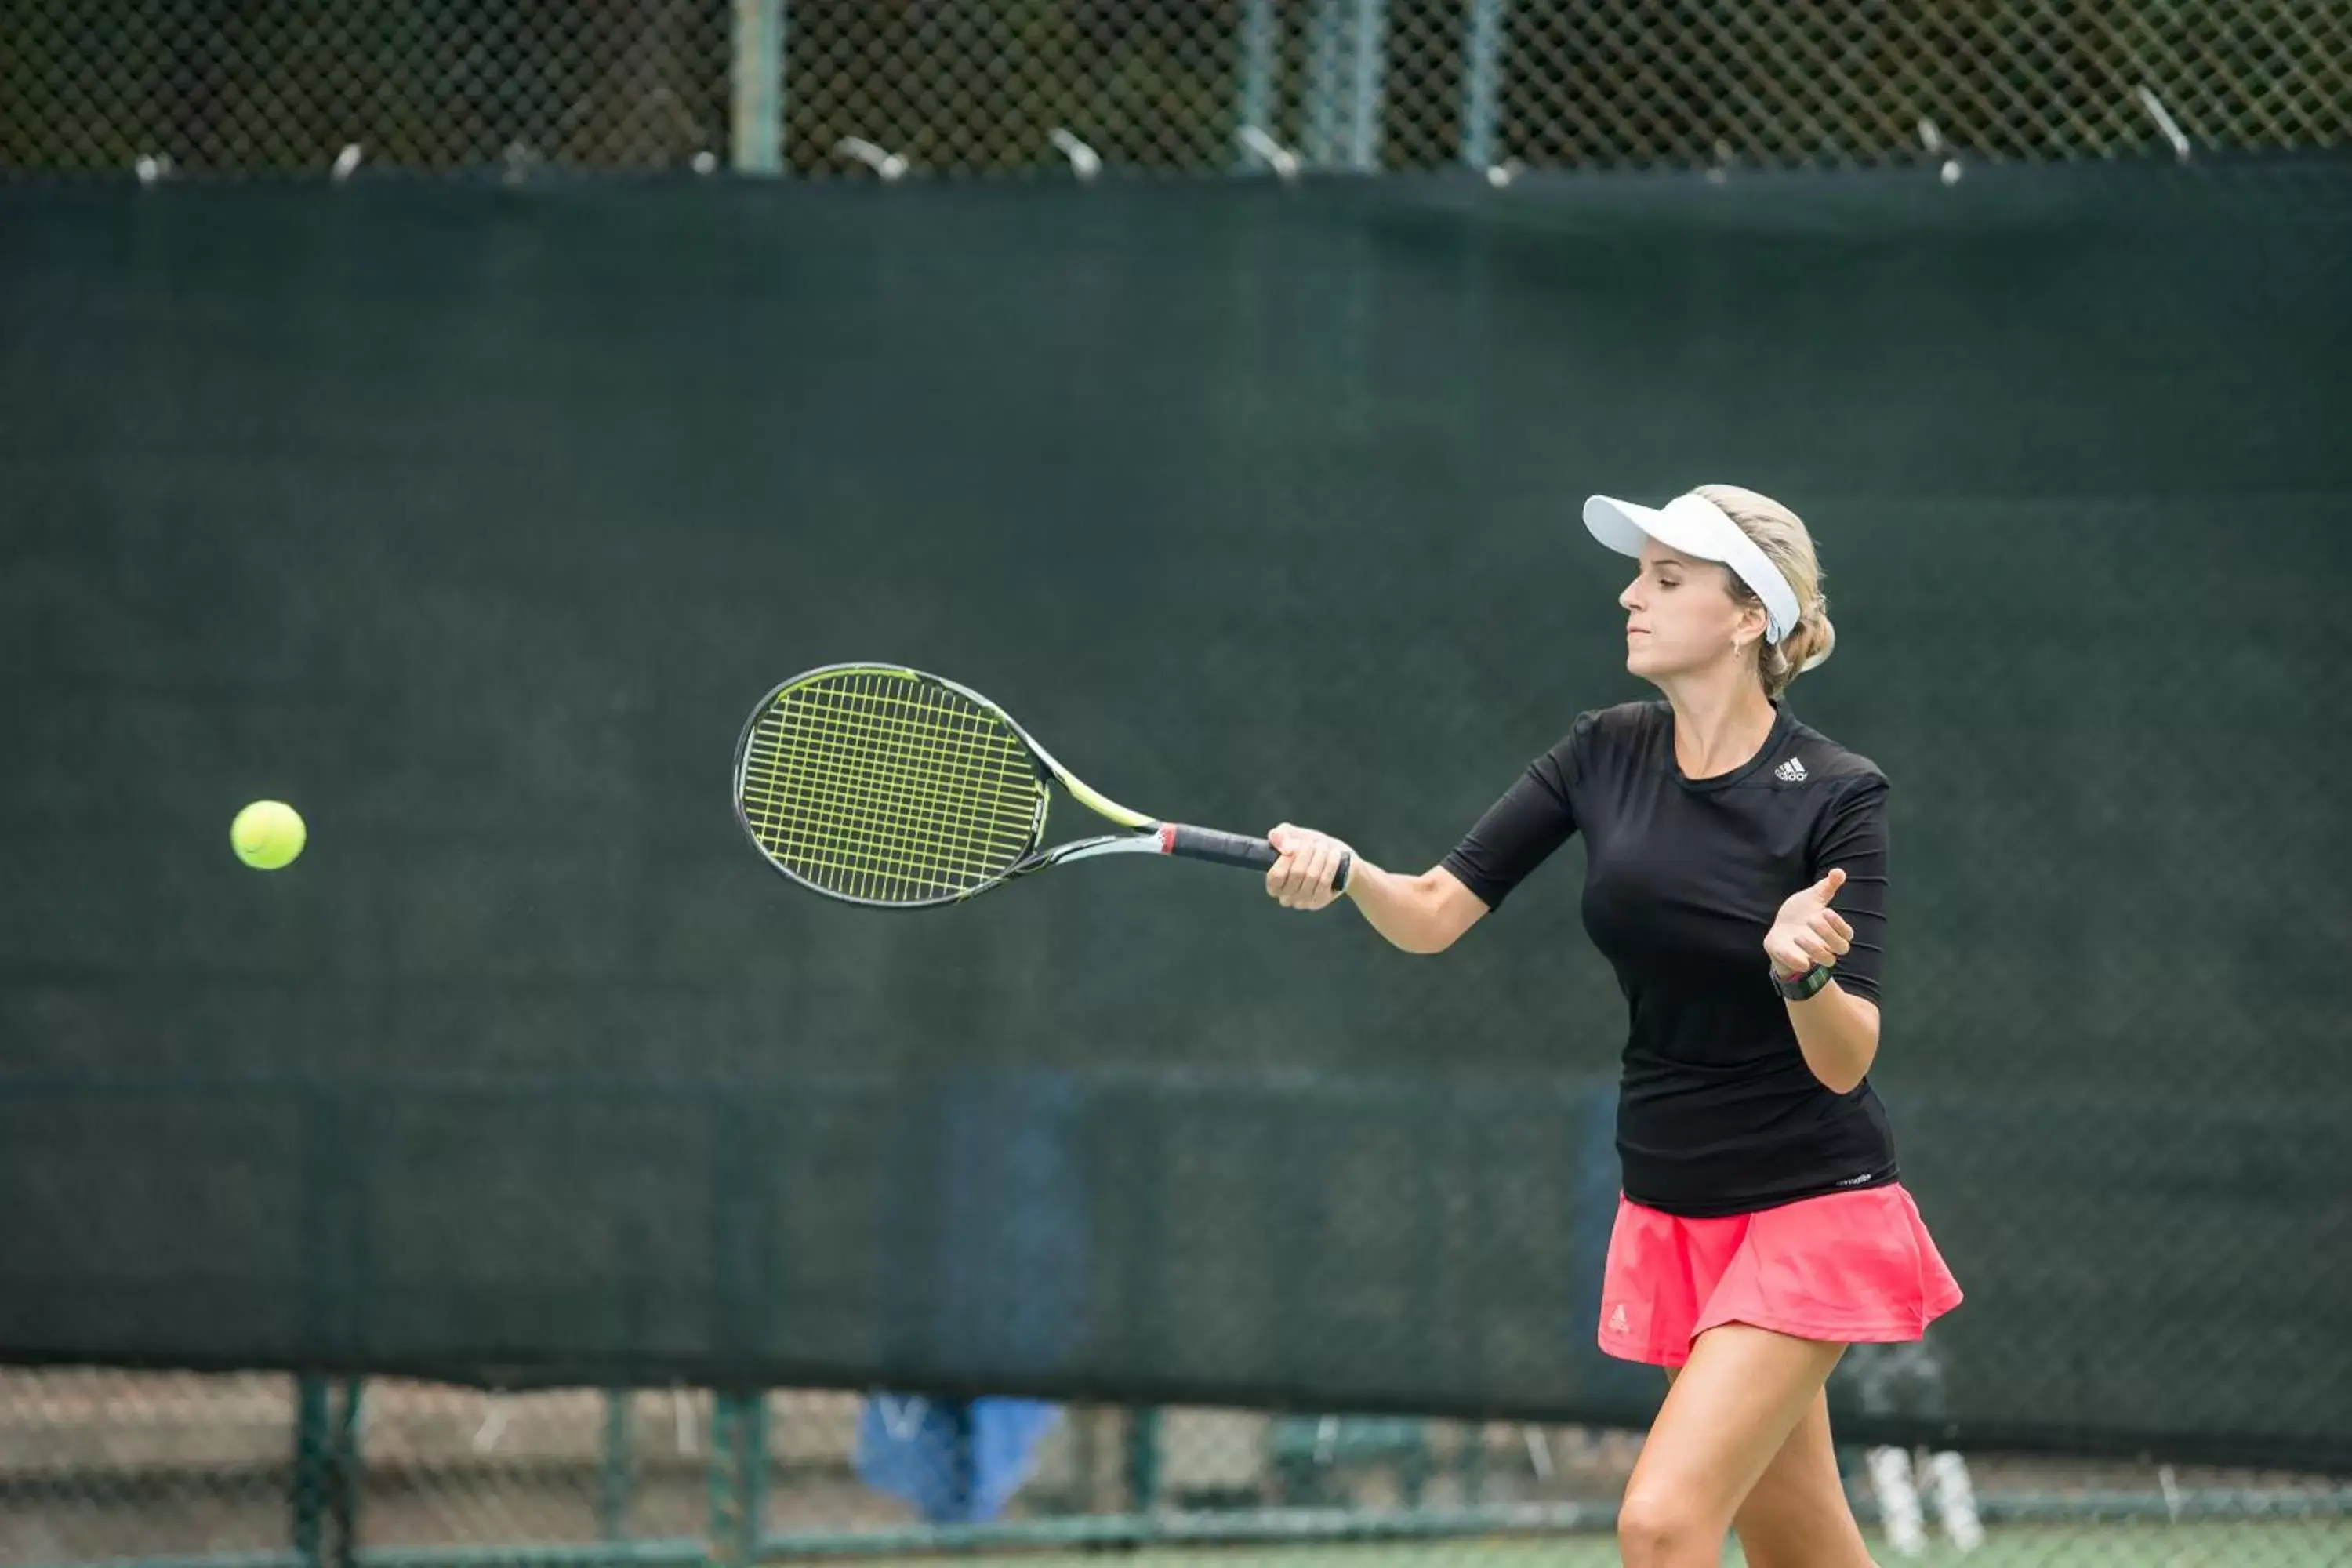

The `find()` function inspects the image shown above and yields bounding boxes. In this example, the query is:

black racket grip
[1163,824,1353,895]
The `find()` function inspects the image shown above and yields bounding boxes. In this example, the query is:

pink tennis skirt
[1598,1183,1963,1367]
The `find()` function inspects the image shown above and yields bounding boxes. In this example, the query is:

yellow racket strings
[740,669,1042,902]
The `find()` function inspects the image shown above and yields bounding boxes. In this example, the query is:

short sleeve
[1814,774,1890,1004]
[1439,733,1581,913]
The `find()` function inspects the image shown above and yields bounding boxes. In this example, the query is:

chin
[1624,646,1691,685]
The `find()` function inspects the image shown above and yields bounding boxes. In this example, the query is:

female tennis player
[1263,484,1961,1568]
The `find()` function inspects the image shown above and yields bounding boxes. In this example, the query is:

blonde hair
[1689,483,1835,699]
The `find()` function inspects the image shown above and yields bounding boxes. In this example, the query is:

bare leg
[1617,1325,1854,1568]
[1730,1388,1881,1567]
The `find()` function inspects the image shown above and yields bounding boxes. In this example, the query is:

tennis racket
[732,662,1351,909]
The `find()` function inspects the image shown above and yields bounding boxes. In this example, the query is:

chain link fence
[2,1,2347,176]
[6,1370,2349,1566]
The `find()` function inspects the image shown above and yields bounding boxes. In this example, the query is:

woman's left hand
[1766,867,1854,978]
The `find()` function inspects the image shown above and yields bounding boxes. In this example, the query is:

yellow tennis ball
[230,800,307,870]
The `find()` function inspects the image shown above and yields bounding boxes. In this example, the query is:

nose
[1619,576,1643,613]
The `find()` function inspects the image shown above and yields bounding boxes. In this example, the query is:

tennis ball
[230,800,307,870]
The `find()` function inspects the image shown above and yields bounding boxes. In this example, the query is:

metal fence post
[1344,0,1390,171]
[708,1391,767,1565]
[328,1379,362,1568]
[1234,0,1281,171]
[1302,0,1345,167]
[292,1377,329,1568]
[1303,0,1390,171]
[1127,1408,1163,1512]
[600,1389,634,1540]
[1460,0,1508,169]
[731,0,786,173]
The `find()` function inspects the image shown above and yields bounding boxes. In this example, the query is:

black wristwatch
[1772,961,1834,1001]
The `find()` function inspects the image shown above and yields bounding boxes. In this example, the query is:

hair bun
[1796,614,1836,673]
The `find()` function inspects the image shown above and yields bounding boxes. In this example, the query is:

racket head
[734,663,1052,908]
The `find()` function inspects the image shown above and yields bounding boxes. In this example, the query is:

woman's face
[1617,539,1763,684]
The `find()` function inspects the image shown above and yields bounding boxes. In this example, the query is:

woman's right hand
[1265,824,1352,911]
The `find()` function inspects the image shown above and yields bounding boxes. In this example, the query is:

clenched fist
[1264,823,1352,912]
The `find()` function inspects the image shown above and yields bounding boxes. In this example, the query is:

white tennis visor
[1583,492,1799,646]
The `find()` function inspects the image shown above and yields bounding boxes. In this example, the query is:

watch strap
[1773,962,1834,1001]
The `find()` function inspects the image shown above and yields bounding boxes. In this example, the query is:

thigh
[1726,1386,1876,1568]
[1626,1323,1847,1541]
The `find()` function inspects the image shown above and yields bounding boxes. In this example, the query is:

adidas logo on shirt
[1607,1304,1629,1334]
[1773,757,1809,782]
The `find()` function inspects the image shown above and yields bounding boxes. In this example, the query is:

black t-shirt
[1440,700,1897,1218]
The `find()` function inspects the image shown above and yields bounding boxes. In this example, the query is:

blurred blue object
[855,1393,1063,1523]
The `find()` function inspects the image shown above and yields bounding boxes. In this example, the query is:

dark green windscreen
[2,159,2347,1466]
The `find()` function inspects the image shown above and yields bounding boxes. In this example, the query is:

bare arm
[1785,983,1880,1094]
[1341,859,1490,954]
[1260,743,1570,954]
[1261,826,1489,955]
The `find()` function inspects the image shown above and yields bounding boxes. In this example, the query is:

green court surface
[851,1519,2351,1567]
